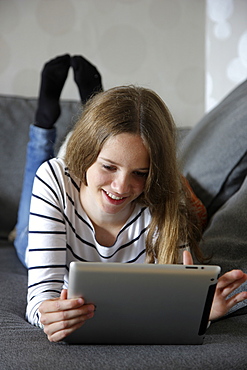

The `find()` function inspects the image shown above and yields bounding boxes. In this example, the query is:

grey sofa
[0,80,247,369]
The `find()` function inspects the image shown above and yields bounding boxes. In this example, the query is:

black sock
[35,54,70,129]
[71,55,103,104]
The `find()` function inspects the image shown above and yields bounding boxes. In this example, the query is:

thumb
[60,289,68,300]
[183,250,193,265]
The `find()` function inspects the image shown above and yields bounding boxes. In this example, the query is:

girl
[15,56,247,342]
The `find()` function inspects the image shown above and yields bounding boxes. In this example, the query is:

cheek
[134,179,146,195]
[87,169,112,187]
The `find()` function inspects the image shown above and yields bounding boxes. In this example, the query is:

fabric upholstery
[1,242,247,369]
[199,174,247,313]
[0,87,247,369]
[179,79,247,219]
[179,80,247,313]
[0,94,80,238]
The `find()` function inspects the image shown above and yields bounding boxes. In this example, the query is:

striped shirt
[26,158,204,327]
[26,158,151,326]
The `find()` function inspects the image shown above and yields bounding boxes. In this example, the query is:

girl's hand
[182,251,247,321]
[182,250,193,265]
[38,289,95,342]
[209,269,247,321]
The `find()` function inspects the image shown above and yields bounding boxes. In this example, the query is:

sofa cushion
[1,241,247,369]
[179,79,247,219]
[0,94,80,238]
[199,175,247,313]
[179,80,247,314]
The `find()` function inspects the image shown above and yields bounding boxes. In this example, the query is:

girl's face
[80,133,150,222]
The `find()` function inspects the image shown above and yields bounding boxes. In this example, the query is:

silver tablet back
[65,262,221,345]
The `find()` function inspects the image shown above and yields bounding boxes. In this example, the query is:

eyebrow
[98,156,149,171]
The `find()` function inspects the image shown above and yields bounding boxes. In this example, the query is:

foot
[35,54,71,129]
[71,55,103,104]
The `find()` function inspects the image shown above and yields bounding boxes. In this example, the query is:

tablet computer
[65,262,221,345]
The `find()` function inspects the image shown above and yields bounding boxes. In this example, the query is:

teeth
[105,191,124,200]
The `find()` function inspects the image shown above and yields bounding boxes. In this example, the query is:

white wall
[0,0,246,127]
[206,0,247,112]
[0,0,206,127]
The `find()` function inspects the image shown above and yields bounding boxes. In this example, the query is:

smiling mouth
[104,190,126,200]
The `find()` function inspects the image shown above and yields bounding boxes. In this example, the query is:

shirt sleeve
[25,159,68,327]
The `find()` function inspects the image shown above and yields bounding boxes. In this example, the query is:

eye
[102,164,116,172]
[133,171,149,178]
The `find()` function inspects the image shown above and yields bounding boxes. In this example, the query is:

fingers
[216,270,247,298]
[46,320,87,343]
[40,300,93,325]
[210,269,247,320]
[39,295,84,316]
[183,250,193,265]
[43,304,95,342]
[224,291,247,312]
[39,293,95,342]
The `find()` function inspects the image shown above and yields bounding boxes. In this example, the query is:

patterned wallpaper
[0,0,246,127]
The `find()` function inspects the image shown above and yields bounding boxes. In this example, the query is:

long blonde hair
[65,86,203,264]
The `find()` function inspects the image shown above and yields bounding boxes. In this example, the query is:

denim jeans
[14,125,56,267]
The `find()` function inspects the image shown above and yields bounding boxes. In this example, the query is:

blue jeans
[14,125,56,267]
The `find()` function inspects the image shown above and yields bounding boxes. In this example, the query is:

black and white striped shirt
[26,158,151,326]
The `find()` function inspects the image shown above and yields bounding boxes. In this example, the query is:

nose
[111,173,131,194]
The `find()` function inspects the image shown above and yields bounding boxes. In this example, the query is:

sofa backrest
[179,79,247,219]
[0,94,81,238]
